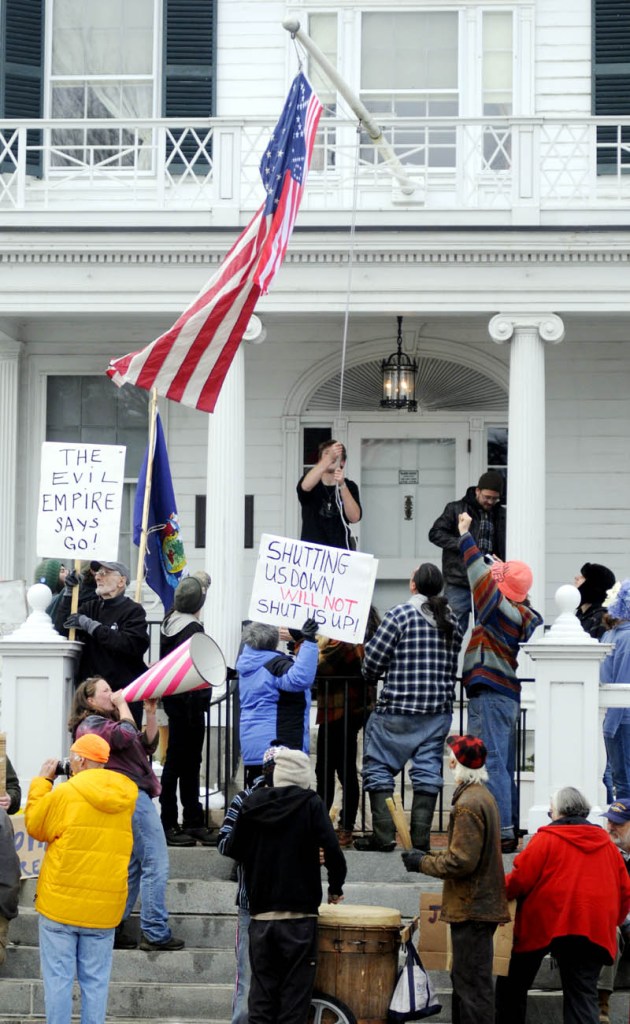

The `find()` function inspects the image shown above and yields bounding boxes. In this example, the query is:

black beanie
[477,470,504,494]
[579,563,616,606]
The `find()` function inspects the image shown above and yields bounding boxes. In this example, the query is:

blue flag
[134,413,187,610]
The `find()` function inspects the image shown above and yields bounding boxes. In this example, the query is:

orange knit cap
[490,559,533,603]
[70,734,110,764]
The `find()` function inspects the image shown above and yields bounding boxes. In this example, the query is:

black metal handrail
[314,674,534,835]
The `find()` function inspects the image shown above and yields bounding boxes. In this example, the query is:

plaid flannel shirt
[362,601,462,715]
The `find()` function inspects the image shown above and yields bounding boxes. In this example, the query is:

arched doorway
[301,353,508,612]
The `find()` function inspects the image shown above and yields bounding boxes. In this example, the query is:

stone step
[0,979,233,1020]
[1,987,627,1024]
[1,945,236,983]
[8,910,238,949]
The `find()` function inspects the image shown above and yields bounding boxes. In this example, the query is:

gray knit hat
[272,749,313,790]
[174,576,206,614]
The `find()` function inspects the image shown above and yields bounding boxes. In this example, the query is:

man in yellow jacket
[25,733,137,1024]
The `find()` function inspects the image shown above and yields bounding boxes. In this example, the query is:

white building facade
[0,0,629,666]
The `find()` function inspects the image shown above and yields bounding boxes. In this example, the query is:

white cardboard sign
[36,442,127,560]
[248,534,378,644]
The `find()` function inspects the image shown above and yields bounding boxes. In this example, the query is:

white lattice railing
[1,115,630,216]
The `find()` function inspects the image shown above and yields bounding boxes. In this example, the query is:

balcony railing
[1,115,630,221]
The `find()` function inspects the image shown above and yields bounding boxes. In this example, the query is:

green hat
[34,559,64,592]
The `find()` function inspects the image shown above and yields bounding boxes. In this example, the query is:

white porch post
[488,313,564,616]
[521,585,630,833]
[203,347,245,667]
[0,334,21,580]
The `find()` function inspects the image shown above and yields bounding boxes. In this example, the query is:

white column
[203,347,245,667]
[0,334,21,580]
[488,313,564,616]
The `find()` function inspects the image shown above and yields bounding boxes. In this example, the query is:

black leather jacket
[428,486,506,588]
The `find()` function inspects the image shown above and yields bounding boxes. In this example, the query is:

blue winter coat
[601,622,630,736]
[236,640,319,766]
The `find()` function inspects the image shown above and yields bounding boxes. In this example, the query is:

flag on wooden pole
[134,412,187,610]
[107,73,322,413]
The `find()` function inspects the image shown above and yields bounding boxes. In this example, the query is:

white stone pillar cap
[2,583,69,642]
[538,584,600,644]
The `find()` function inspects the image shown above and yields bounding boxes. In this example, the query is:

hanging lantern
[380,316,418,411]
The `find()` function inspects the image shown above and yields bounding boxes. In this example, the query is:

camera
[54,758,71,778]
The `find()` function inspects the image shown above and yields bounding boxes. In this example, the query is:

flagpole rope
[337,124,361,417]
[291,34,361,416]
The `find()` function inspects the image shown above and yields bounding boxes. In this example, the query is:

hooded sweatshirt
[25,769,137,928]
[506,819,630,959]
[227,785,346,915]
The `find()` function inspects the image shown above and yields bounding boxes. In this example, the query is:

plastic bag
[388,939,441,1021]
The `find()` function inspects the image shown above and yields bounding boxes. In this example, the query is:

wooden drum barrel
[315,904,401,1024]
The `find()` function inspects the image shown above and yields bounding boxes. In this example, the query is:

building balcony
[1,115,630,229]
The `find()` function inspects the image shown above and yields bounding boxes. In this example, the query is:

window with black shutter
[0,0,44,176]
[163,0,216,171]
[593,0,630,172]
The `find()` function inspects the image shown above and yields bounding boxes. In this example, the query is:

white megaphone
[121,633,227,703]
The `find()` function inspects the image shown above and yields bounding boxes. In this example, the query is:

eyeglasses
[478,492,501,504]
[94,569,120,579]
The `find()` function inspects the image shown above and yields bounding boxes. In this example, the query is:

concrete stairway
[1,845,628,1024]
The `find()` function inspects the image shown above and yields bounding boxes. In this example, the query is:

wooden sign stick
[386,795,413,850]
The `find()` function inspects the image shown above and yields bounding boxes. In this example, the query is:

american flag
[107,74,322,413]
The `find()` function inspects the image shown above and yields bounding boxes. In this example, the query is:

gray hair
[550,786,590,820]
[241,621,280,651]
[451,759,488,786]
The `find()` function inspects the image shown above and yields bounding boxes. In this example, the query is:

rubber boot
[354,792,396,851]
[410,791,438,852]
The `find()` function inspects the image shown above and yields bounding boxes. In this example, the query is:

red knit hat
[490,559,533,603]
[447,734,487,770]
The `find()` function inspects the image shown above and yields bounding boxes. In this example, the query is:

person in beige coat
[401,734,509,1024]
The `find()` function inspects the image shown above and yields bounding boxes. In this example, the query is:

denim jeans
[445,584,473,638]
[361,710,452,793]
[232,907,251,1024]
[39,914,114,1024]
[123,789,172,943]
[467,691,519,839]
[604,724,630,801]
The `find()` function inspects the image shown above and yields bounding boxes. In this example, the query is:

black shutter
[163,0,216,170]
[593,0,630,171]
[1,0,44,176]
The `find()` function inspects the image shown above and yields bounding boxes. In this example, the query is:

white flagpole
[282,18,416,196]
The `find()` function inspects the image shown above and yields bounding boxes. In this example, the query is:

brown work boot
[598,988,612,1024]
[337,829,354,848]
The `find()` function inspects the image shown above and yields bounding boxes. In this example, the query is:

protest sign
[36,443,126,560]
[12,814,46,878]
[248,534,378,643]
[418,892,515,976]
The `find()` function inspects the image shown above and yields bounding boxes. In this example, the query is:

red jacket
[506,821,630,960]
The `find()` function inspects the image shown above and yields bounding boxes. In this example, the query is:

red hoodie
[506,821,630,960]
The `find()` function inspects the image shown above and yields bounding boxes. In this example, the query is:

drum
[315,904,401,1024]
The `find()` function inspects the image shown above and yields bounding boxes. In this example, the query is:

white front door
[347,420,470,614]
